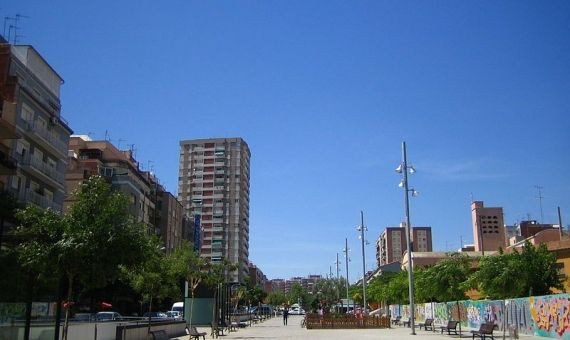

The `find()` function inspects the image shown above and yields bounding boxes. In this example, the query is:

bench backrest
[480,323,495,333]
[189,326,201,335]
[425,318,433,325]
[447,320,458,328]
[150,330,169,340]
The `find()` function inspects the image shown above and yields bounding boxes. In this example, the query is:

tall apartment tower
[0,41,72,212]
[376,224,433,266]
[471,201,506,252]
[179,138,251,283]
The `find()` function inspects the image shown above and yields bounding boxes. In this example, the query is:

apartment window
[21,103,34,123]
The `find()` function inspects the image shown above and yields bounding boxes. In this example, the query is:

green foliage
[470,242,563,299]
[387,271,410,304]
[427,252,471,302]
[265,291,287,306]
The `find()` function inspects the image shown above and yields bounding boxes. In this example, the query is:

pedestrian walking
[283,307,289,325]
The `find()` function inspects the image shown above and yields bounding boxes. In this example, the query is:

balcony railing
[15,153,65,185]
[20,189,62,212]
[22,121,68,156]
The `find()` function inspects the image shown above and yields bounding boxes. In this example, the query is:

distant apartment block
[376,223,433,267]
[178,138,251,283]
[248,262,268,289]
[66,136,188,252]
[506,220,561,246]
[269,275,323,294]
[0,40,72,215]
[471,201,506,252]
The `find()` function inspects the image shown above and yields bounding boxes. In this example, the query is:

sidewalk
[173,315,546,339]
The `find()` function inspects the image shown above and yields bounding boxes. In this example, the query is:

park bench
[402,318,412,327]
[211,321,225,338]
[391,316,401,325]
[440,320,459,335]
[471,322,496,340]
[186,326,206,340]
[418,318,434,331]
[150,330,169,340]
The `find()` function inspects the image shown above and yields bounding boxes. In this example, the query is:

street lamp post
[396,141,418,335]
[357,211,368,313]
[343,238,350,312]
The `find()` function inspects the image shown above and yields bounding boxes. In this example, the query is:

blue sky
[4,1,569,282]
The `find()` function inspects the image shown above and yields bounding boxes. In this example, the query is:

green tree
[203,259,236,323]
[387,271,410,305]
[518,242,563,296]
[14,205,65,340]
[265,291,286,306]
[171,241,208,327]
[469,243,563,299]
[0,190,20,250]
[122,236,179,339]
[60,176,148,340]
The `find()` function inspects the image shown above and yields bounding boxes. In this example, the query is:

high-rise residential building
[471,201,506,252]
[178,138,251,283]
[0,40,73,214]
[376,223,433,266]
[248,262,267,289]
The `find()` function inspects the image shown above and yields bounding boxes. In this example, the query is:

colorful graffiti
[393,293,570,339]
[530,295,570,339]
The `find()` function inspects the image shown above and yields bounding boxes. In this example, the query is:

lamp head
[398,180,405,188]
[395,164,403,173]
[411,189,420,197]
[409,166,416,174]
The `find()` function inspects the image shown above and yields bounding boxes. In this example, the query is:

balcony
[16,153,65,187]
[0,150,18,175]
[20,188,62,212]
[0,115,18,139]
[21,121,68,158]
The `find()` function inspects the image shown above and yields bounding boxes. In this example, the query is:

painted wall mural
[392,293,570,339]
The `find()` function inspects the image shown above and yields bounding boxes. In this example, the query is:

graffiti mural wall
[392,293,570,339]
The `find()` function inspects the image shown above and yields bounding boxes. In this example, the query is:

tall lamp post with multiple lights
[343,239,350,312]
[395,141,419,335]
[356,211,369,313]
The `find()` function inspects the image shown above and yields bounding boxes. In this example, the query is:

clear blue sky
[4,1,569,283]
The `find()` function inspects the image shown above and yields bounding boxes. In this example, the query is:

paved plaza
[173,315,547,340]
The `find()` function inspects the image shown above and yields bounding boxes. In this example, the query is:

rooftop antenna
[12,14,29,44]
[117,138,126,149]
[3,16,15,38]
[535,185,544,223]
[104,130,110,141]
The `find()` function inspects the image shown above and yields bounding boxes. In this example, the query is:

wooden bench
[391,316,401,325]
[471,322,496,340]
[440,320,459,335]
[150,330,169,340]
[211,321,225,338]
[186,326,206,340]
[418,318,434,331]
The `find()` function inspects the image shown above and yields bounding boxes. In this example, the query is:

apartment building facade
[471,201,506,252]
[376,224,433,266]
[179,138,251,282]
[0,41,72,214]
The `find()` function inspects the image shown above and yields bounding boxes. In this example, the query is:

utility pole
[344,238,349,311]
[535,185,544,223]
[359,211,367,313]
[559,207,564,240]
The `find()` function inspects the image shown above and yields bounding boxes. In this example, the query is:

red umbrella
[99,302,113,309]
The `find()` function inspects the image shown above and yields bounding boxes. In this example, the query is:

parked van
[171,302,184,316]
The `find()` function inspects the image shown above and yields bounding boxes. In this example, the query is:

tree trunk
[456,300,462,338]
[190,289,195,328]
[62,274,74,340]
[23,272,34,340]
[53,275,65,340]
[147,294,153,340]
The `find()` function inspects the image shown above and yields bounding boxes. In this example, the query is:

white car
[288,308,305,315]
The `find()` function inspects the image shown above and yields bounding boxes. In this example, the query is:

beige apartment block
[376,223,433,267]
[178,137,251,283]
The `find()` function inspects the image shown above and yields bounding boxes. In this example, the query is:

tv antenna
[535,185,544,223]
[117,138,126,149]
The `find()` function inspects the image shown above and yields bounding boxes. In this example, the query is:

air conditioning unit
[50,116,58,125]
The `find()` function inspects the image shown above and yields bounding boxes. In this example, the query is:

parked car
[143,312,168,319]
[289,307,305,315]
[165,311,181,319]
[72,313,94,322]
[95,312,122,321]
